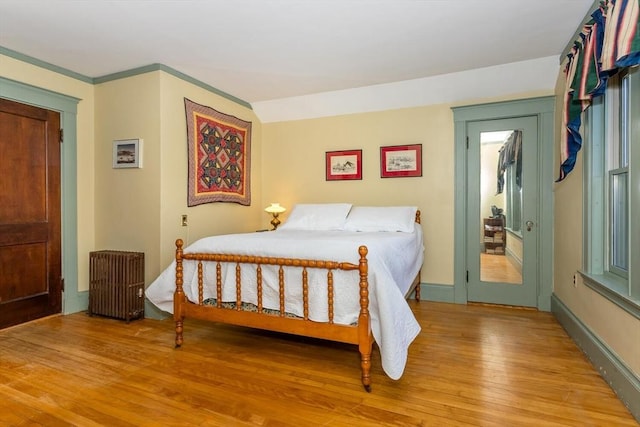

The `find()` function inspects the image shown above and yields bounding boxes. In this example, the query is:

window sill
[578,271,640,320]
[505,228,523,239]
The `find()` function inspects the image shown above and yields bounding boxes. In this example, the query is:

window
[607,72,630,277]
[582,66,639,316]
[501,130,523,235]
[505,165,522,234]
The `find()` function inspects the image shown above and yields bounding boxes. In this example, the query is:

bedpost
[357,245,372,392]
[174,239,185,348]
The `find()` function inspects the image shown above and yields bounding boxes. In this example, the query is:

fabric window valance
[559,0,639,181]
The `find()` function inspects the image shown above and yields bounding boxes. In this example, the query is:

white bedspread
[146,227,424,380]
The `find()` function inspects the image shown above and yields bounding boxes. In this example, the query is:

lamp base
[270,214,281,230]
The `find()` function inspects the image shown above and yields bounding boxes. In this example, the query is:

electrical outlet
[573,273,577,287]
[181,214,188,227]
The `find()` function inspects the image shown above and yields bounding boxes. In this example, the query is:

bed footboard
[173,239,375,391]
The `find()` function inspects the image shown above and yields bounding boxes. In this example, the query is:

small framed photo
[326,149,363,181]
[380,144,422,178]
[113,139,143,169]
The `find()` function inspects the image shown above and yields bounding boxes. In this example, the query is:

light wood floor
[481,252,523,284]
[0,302,636,426]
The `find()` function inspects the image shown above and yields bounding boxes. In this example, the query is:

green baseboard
[63,290,88,314]
[552,294,640,422]
[419,283,456,303]
[145,300,170,320]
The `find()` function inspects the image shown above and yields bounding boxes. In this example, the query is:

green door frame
[452,97,555,311]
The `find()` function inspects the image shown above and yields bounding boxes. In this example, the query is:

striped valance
[559,0,639,181]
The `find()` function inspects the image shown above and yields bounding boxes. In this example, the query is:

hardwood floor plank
[0,383,105,427]
[0,301,636,426]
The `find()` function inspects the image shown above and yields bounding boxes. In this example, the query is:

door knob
[526,220,534,231]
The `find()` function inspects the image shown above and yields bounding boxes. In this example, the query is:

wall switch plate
[181,215,188,227]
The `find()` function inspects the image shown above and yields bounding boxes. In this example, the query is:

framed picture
[326,149,363,181]
[380,144,422,178]
[113,139,143,169]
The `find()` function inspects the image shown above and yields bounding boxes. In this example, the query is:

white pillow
[279,203,353,231]
[343,206,418,232]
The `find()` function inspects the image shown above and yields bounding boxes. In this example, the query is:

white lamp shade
[265,203,286,214]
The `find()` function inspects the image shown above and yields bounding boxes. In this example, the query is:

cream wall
[157,72,263,269]
[94,71,262,286]
[261,93,551,286]
[0,53,96,295]
[552,68,640,377]
[94,72,163,289]
[261,105,455,285]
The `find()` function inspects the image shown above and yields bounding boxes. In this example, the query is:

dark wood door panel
[0,295,52,328]
[0,110,48,223]
[0,223,48,246]
[0,98,61,329]
[0,243,47,303]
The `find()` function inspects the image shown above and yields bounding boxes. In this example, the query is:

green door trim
[452,96,555,311]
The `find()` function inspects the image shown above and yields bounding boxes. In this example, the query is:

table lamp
[265,203,286,230]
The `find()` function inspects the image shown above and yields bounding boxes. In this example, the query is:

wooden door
[0,98,62,329]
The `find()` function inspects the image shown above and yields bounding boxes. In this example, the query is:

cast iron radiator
[89,250,145,322]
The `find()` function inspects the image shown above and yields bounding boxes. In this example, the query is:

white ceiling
[0,0,593,107]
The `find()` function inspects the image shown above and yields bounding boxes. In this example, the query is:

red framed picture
[326,149,363,181]
[380,144,422,178]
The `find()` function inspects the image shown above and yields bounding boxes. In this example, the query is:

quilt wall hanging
[184,98,252,206]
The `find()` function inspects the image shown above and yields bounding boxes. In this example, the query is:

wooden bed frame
[173,212,421,392]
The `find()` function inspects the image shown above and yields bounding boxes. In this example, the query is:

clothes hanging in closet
[496,130,522,194]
